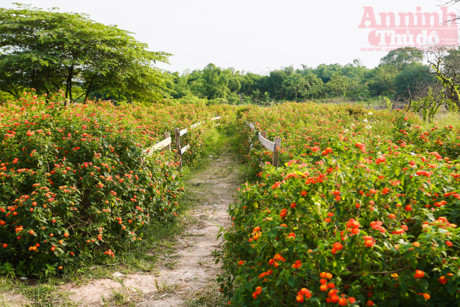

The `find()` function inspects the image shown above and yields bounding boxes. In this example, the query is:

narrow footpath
[63,146,244,306]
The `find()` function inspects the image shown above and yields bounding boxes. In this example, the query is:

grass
[0,276,75,307]
[0,123,244,306]
[0,216,183,306]
[0,182,187,306]
[184,280,227,307]
[425,110,460,130]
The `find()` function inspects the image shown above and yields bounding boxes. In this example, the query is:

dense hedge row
[0,92,228,276]
[219,103,459,306]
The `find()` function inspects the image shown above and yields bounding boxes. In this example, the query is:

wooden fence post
[174,128,182,168]
[273,137,281,167]
[261,131,267,139]
[164,132,171,151]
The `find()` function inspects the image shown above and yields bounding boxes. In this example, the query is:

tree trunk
[83,77,95,103]
[65,65,74,105]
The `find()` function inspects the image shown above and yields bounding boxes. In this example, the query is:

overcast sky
[1,0,458,74]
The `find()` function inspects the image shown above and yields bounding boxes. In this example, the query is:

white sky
[1,0,459,74]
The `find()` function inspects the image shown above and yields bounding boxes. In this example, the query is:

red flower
[296,288,312,300]
[296,294,304,303]
[363,236,375,248]
[439,276,448,284]
[414,270,425,279]
[292,260,302,269]
[252,286,262,299]
[280,208,287,218]
[355,142,366,153]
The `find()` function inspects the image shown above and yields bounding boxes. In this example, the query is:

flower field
[219,103,459,306]
[0,95,458,305]
[0,92,229,277]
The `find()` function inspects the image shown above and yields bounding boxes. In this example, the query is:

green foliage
[410,88,446,122]
[0,5,170,102]
[380,47,424,68]
[395,63,435,99]
[219,103,459,306]
[0,92,229,277]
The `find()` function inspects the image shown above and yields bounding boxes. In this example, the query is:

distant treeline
[166,47,460,105]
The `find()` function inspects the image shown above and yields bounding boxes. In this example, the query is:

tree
[282,73,308,100]
[380,47,423,69]
[365,65,399,97]
[0,5,170,103]
[427,46,460,108]
[394,63,435,99]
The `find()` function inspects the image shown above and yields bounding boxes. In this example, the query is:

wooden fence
[246,122,282,167]
[143,116,221,168]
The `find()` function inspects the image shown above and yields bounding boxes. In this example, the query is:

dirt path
[62,147,243,306]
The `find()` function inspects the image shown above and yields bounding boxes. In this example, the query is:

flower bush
[0,92,227,276]
[219,103,459,306]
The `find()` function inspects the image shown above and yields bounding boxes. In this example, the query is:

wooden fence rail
[246,122,282,167]
[144,116,222,169]
[144,132,171,156]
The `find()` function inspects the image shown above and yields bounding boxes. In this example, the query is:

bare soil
[62,148,243,306]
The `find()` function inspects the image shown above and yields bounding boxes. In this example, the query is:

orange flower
[252,286,262,299]
[296,294,304,303]
[329,294,339,303]
[414,270,425,279]
[419,293,430,300]
[273,254,286,262]
[292,260,302,269]
[439,276,448,284]
[333,242,343,250]
[363,236,375,248]
[287,233,296,240]
[280,208,287,218]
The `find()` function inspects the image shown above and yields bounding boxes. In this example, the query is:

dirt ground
[61,148,243,306]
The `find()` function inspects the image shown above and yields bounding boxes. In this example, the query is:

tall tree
[0,5,170,103]
[427,46,460,107]
[380,47,423,69]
